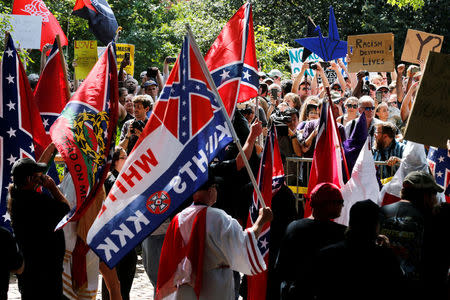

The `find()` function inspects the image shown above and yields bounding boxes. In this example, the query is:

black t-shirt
[315,240,403,300]
[379,201,424,281]
[0,226,23,300]
[276,218,346,299]
[9,188,69,280]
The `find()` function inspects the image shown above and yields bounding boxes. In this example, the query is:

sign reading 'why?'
[347,33,394,72]
[401,29,444,64]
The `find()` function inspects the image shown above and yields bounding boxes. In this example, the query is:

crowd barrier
[285,157,397,201]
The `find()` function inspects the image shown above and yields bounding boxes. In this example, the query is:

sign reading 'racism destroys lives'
[347,33,394,72]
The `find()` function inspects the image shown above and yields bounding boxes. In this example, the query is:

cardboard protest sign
[1,14,42,49]
[404,52,450,148]
[401,29,444,64]
[347,33,394,73]
[116,43,135,77]
[74,40,98,79]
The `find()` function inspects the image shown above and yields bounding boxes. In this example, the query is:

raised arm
[236,119,263,171]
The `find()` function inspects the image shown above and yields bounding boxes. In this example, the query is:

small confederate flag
[427,147,450,203]
[13,0,68,51]
[246,126,284,300]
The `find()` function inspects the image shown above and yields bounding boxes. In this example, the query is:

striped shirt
[373,140,405,178]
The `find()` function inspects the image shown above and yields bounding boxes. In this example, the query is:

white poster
[1,14,42,49]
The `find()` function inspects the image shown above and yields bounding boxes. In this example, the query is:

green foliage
[254,25,290,75]
[387,0,424,10]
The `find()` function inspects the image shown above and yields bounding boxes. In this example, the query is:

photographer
[119,95,151,154]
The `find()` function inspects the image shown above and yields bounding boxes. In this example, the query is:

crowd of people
[2,43,449,300]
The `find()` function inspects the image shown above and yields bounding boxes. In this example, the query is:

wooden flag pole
[56,34,72,100]
[186,24,267,209]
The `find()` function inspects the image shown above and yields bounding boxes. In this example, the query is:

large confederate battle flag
[73,0,118,45]
[0,35,48,228]
[205,2,259,117]
[50,43,118,229]
[246,126,284,300]
[13,0,68,51]
[87,35,233,268]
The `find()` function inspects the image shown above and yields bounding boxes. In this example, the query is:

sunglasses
[380,90,389,94]
[333,87,342,91]
[301,87,311,91]
[119,156,127,160]
[363,106,375,111]
[346,104,358,109]
[387,102,397,106]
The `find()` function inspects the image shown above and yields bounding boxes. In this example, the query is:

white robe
[163,205,266,300]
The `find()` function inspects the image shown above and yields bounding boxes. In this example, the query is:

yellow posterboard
[116,43,135,77]
[74,40,98,80]
[404,52,450,148]
[347,33,394,73]
[401,29,444,64]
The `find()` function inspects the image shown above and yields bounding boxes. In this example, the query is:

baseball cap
[11,158,47,179]
[143,80,157,88]
[258,71,267,78]
[268,69,282,78]
[330,90,343,103]
[310,183,343,207]
[376,85,389,92]
[263,77,274,85]
[403,171,444,192]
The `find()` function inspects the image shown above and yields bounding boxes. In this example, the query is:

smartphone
[376,91,382,103]
[124,52,130,61]
[166,57,176,63]
[271,89,278,99]
[147,67,158,78]
[410,66,420,73]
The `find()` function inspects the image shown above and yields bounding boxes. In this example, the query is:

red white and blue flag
[34,38,70,137]
[205,2,258,117]
[246,126,284,300]
[13,0,68,51]
[50,43,119,229]
[87,35,233,267]
[73,0,118,45]
[427,147,450,203]
[305,100,344,217]
[0,35,48,228]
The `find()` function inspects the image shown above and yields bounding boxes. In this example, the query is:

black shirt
[0,226,23,300]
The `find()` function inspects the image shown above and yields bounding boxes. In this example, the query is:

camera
[165,57,176,64]
[146,67,159,79]
[130,120,145,134]
[271,88,279,99]
[364,71,370,77]
[309,61,331,70]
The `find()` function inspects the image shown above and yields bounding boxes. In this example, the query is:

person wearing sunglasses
[337,96,359,126]
[345,96,382,149]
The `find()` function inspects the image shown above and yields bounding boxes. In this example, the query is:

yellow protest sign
[74,40,98,80]
[347,33,394,73]
[401,29,444,64]
[116,43,135,77]
[404,52,450,148]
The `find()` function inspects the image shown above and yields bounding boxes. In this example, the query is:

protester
[276,183,346,300]
[268,69,283,85]
[379,171,450,300]
[8,157,70,299]
[119,95,151,154]
[373,122,405,178]
[155,176,273,299]
[336,96,358,126]
[314,200,403,300]
[283,92,301,111]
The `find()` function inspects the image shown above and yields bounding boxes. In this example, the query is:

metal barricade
[285,157,398,201]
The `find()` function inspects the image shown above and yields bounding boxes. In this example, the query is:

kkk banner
[13,0,68,51]
[246,126,284,300]
[0,34,48,228]
[73,0,118,45]
[50,43,119,229]
[87,35,233,267]
[205,2,259,117]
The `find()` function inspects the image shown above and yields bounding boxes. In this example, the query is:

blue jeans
[141,234,165,292]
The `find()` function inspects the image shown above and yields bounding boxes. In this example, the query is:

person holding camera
[119,95,151,154]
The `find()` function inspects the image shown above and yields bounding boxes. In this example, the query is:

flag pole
[325,86,350,180]
[185,24,266,209]
[56,34,72,100]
